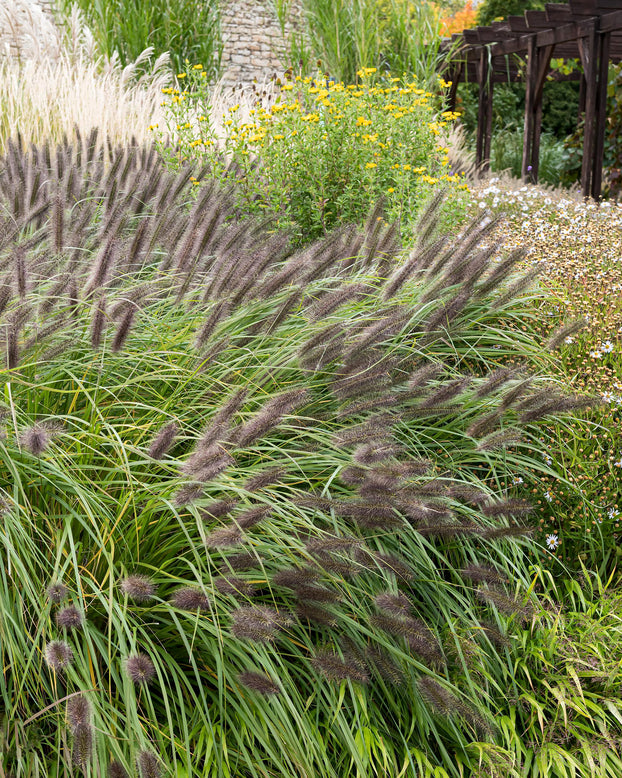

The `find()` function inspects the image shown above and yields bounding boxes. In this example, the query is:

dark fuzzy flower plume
[44,639,74,671]
[295,601,338,627]
[72,723,93,768]
[174,483,204,506]
[56,605,84,631]
[231,606,291,643]
[375,592,413,617]
[147,421,179,459]
[181,444,234,483]
[370,613,443,664]
[67,694,91,732]
[125,653,156,685]
[200,499,237,520]
[19,424,54,456]
[46,581,68,604]
[233,505,272,529]
[109,760,130,778]
[481,498,534,518]
[238,671,281,695]
[273,567,320,589]
[244,467,284,491]
[137,750,162,778]
[365,646,404,685]
[119,574,157,603]
[170,587,210,611]
[214,576,256,598]
[233,388,308,447]
[220,551,259,571]
[204,525,244,549]
[311,648,369,684]
[475,587,535,622]
[364,551,413,581]
[417,676,458,715]
[460,564,507,585]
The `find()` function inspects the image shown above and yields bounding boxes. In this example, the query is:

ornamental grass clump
[0,133,603,777]
[156,67,467,242]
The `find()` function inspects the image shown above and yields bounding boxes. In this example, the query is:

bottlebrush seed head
[204,525,244,549]
[200,499,238,520]
[56,605,84,631]
[311,648,369,684]
[125,653,156,685]
[147,421,178,459]
[169,587,210,611]
[19,425,52,456]
[71,723,93,768]
[119,575,156,603]
[214,576,256,598]
[44,639,74,671]
[238,671,281,695]
[46,581,68,604]
[108,760,130,778]
[220,551,259,571]
[67,694,91,732]
[374,592,413,617]
[296,601,338,627]
[137,750,162,778]
[108,759,129,778]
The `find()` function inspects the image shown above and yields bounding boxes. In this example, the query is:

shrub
[157,68,468,243]
[489,129,570,186]
[0,133,596,776]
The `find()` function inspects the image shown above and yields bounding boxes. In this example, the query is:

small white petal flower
[546,534,559,550]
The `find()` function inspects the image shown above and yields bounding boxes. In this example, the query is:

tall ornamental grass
[0,6,171,156]
[55,0,221,78]
[0,133,598,776]
[290,0,446,88]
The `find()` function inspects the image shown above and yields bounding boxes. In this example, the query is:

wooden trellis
[442,0,622,197]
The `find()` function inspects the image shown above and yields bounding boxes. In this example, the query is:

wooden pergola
[442,0,622,197]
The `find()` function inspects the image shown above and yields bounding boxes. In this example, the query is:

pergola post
[522,37,537,180]
[475,49,493,171]
[592,31,611,198]
[522,41,554,182]
[578,20,599,196]
[447,62,463,112]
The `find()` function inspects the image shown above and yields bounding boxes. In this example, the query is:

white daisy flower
[546,534,560,550]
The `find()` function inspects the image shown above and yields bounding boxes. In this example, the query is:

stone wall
[220,0,305,86]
